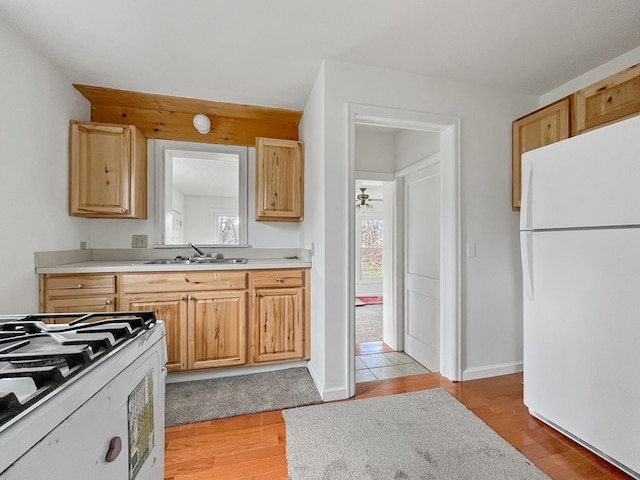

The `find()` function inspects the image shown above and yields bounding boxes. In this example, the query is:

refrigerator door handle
[520,157,533,231]
[520,231,534,300]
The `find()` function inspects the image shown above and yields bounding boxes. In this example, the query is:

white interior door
[404,162,440,371]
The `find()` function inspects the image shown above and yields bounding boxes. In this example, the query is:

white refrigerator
[520,114,640,479]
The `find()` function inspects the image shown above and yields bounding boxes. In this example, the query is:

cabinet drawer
[44,297,117,317]
[122,271,248,294]
[44,274,116,297]
[573,63,640,135]
[251,269,305,288]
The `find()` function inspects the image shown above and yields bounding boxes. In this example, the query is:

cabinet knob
[105,300,112,305]
[76,283,83,289]
[276,277,282,283]
[122,208,128,213]
[180,295,186,301]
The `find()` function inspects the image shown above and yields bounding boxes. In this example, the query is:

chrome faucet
[188,242,206,257]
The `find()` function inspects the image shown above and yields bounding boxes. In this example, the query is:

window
[216,215,240,244]
[210,210,240,244]
[360,217,383,279]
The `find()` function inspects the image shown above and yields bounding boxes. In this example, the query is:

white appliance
[520,114,640,479]
[0,312,167,479]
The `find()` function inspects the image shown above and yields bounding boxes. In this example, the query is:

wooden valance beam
[74,84,301,146]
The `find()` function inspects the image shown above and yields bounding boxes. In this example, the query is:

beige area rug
[165,367,321,427]
[283,388,549,480]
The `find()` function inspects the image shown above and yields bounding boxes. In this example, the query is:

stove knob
[105,436,122,462]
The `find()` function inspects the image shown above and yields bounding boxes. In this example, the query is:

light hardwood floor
[164,372,633,479]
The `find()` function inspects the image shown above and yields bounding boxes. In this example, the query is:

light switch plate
[132,234,148,248]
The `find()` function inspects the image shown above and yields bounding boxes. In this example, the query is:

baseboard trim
[461,361,523,381]
[321,386,350,402]
[306,361,349,401]
[165,360,309,384]
[306,361,323,398]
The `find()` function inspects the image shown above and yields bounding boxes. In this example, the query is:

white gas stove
[0,312,167,479]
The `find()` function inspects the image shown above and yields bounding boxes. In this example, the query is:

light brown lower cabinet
[40,268,309,373]
[120,271,248,373]
[187,291,247,369]
[122,290,246,372]
[121,292,188,373]
[250,269,310,363]
[40,273,117,319]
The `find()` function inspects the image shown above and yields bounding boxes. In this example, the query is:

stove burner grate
[0,311,157,428]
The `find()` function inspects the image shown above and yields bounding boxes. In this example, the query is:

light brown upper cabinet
[255,137,304,222]
[69,121,147,218]
[572,63,640,135]
[511,98,571,211]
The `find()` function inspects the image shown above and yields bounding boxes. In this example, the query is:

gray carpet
[283,388,549,480]
[165,367,322,427]
[356,304,383,344]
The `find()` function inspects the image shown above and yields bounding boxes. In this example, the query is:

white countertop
[36,257,311,274]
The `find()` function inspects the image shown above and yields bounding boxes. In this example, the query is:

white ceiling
[2,0,640,110]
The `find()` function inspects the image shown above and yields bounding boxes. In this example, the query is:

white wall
[299,63,327,393]
[355,129,395,173]
[301,60,539,398]
[395,130,440,171]
[540,46,640,106]
[0,21,90,313]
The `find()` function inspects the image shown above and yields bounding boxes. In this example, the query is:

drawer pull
[276,278,282,283]
[76,284,83,289]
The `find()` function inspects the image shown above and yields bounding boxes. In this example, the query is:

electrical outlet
[132,234,148,248]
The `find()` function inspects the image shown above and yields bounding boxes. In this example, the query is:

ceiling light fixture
[192,114,211,134]
[356,187,373,209]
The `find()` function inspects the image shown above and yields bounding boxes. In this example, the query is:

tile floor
[356,351,431,382]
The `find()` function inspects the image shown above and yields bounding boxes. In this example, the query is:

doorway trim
[347,104,461,397]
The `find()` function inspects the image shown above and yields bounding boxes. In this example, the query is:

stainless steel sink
[142,258,247,265]
[185,257,248,264]
[142,259,190,265]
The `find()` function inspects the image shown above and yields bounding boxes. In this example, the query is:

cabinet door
[255,137,304,221]
[188,291,247,369]
[512,98,570,211]
[251,287,303,363]
[69,121,147,219]
[573,63,640,135]
[123,293,188,372]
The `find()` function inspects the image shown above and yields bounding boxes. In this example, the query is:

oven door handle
[105,436,122,463]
